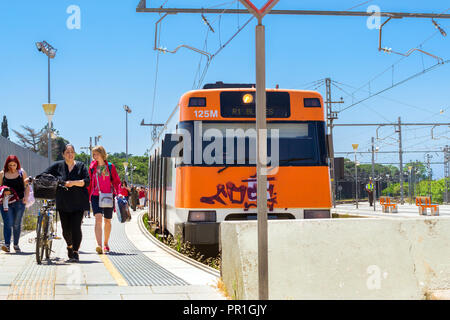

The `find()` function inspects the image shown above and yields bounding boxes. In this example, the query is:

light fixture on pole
[36,40,57,166]
[94,135,102,146]
[123,105,132,183]
[352,144,359,209]
[42,103,57,165]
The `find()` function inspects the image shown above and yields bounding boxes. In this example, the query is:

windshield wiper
[218,157,252,174]
[265,158,314,173]
[218,165,230,174]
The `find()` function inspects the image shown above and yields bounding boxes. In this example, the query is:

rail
[137,212,220,278]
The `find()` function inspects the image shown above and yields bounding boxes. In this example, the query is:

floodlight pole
[37,41,57,166]
[47,55,51,165]
[124,105,132,184]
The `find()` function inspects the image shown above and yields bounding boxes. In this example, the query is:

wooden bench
[415,196,439,216]
[379,196,398,213]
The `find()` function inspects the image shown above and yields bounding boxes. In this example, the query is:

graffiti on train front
[200,175,277,211]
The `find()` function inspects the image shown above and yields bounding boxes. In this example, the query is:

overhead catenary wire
[346,7,450,102]
[339,60,449,113]
[332,80,440,116]
[347,0,374,11]
[331,81,392,122]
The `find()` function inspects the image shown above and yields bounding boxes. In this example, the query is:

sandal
[96,246,103,254]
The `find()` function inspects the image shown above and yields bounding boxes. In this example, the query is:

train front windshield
[177,121,328,167]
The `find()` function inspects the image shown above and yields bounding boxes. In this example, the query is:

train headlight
[304,210,331,219]
[188,211,217,223]
[242,93,254,104]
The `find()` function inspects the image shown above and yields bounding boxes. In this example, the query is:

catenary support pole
[371,137,376,211]
[256,19,268,301]
[398,117,404,204]
[326,78,336,208]
[355,150,358,209]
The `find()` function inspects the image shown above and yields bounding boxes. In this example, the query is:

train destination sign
[220,91,290,118]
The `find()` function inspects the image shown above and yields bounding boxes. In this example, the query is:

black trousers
[58,210,84,251]
[368,191,374,205]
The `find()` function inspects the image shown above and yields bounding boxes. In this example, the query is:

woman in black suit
[43,144,90,262]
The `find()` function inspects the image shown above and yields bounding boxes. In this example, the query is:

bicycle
[29,175,66,264]
[35,199,59,264]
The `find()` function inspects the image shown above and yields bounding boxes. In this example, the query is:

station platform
[332,201,450,218]
[0,209,226,300]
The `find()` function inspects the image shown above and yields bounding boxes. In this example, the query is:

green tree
[75,152,90,167]
[404,160,427,181]
[38,126,69,161]
[1,115,9,139]
[383,178,447,203]
[343,158,399,182]
[107,153,149,186]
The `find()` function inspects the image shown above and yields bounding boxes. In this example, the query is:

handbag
[96,170,114,208]
[115,197,131,223]
[33,173,59,199]
[25,185,36,208]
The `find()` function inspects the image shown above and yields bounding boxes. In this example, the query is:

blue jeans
[0,201,26,246]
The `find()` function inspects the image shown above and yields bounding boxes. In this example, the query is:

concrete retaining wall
[220,217,450,299]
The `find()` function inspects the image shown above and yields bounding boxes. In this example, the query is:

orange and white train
[147,82,331,248]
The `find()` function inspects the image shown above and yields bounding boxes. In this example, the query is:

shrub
[143,213,221,270]
[22,213,38,231]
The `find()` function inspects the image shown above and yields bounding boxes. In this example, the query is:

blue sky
[1,0,449,178]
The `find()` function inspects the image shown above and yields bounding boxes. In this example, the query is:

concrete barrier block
[221,217,450,300]
[427,290,450,300]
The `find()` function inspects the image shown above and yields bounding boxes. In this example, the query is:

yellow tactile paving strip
[99,254,128,286]
[6,256,57,300]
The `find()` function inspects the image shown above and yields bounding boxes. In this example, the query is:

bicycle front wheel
[35,214,48,265]
[45,218,54,260]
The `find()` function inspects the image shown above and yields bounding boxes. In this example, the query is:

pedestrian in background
[138,187,146,209]
[119,181,130,203]
[366,178,375,207]
[130,185,138,211]
[119,181,132,220]
[0,155,29,253]
[43,144,90,262]
[88,146,122,254]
